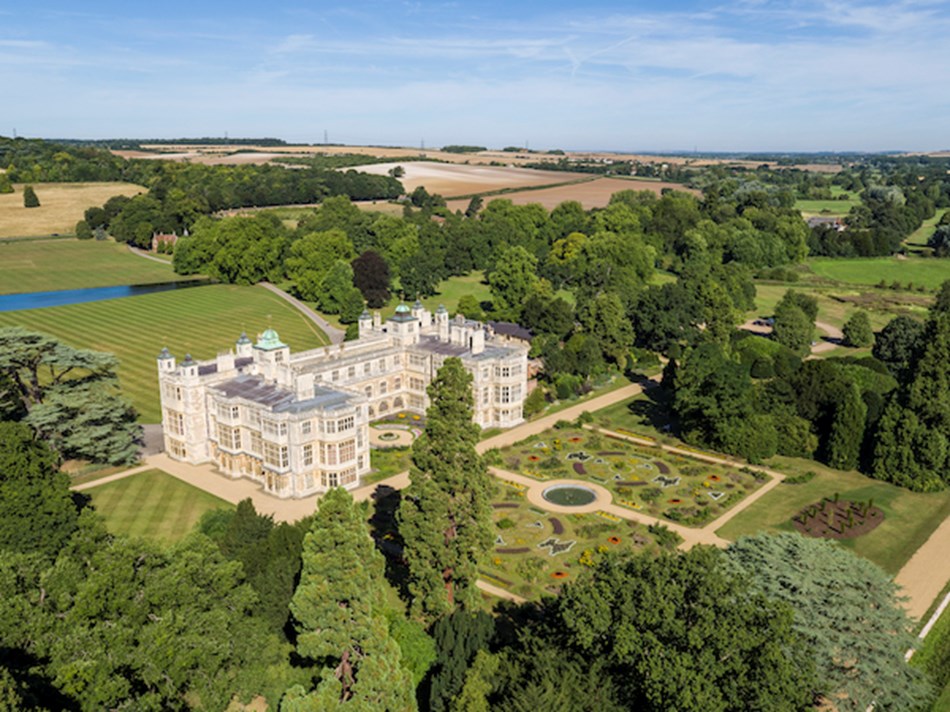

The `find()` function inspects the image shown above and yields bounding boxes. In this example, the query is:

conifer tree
[872,281,950,490]
[22,185,39,208]
[398,357,493,620]
[284,487,414,711]
[826,381,867,470]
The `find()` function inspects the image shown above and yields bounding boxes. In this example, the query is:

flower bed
[496,427,767,526]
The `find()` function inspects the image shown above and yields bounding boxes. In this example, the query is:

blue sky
[2,1,949,151]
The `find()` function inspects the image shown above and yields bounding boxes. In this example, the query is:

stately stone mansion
[157,303,529,499]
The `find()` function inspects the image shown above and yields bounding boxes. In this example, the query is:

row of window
[326,356,400,383]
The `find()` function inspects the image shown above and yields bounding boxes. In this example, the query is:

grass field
[748,284,908,335]
[905,208,948,254]
[0,284,330,422]
[0,182,144,238]
[87,469,233,542]
[0,239,195,295]
[808,256,950,290]
[716,459,950,574]
[795,188,860,217]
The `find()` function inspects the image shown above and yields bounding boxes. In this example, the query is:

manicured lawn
[0,238,196,295]
[808,256,950,290]
[367,446,413,484]
[0,182,144,238]
[0,284,329,422]
[495,427,767,527]
[795,196,859,216]
[87,469,233,542]
[716,458,950,574]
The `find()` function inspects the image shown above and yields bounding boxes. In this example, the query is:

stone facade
[157,303,529,499]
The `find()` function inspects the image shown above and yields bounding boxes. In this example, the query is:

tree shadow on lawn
[616,385,681,438]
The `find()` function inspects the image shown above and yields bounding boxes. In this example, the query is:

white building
[157,302,529,499]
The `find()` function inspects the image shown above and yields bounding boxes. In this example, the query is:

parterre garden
[494,428,768,527]
[480,487,679,600]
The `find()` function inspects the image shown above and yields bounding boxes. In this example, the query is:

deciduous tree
[842,310,873,347]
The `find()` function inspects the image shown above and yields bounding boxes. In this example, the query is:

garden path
[127,245,175,265]
[477,380,656,454]
[895,513,950,620]
[257,282,345,344]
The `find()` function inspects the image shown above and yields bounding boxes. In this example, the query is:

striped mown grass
[87,469,233,542]
[0,284,329,422]
[0,238,195,295]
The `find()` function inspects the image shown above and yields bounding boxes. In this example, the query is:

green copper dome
[394,303,410,314]
[255,328,287,351]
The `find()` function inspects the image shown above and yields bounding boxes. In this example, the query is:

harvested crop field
[446,177,698,211]
[355,162,588,197]
[0,182,144,238]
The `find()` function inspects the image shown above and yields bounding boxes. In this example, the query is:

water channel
[0,280,211,313]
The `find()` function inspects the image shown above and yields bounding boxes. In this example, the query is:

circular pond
[542,484,597,507]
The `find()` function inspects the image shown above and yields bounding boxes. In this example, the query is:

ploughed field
[0,284,329,422]
[353,162,589,197]
[446,176,699,211]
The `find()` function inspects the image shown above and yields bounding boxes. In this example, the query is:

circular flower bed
[528,455,541,462]
[551,571,569,579]
[569,436,584,443]
[708,474,721,482]
[607,536,621,545]
[377,431,400,441]
[668,498,682,505]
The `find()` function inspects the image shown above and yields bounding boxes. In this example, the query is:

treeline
[172,186,809,392]
[664,283,950,491]
[77,162,403,248]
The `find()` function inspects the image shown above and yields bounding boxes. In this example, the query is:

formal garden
[479,483,682,599]
[491,427,769,527]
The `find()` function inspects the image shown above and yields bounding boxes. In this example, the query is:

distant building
[151,232,179,252]
[806,216,846,231]
[157,303,529,499]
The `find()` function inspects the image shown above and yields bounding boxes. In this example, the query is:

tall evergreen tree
[22,185,39,208]
[872,284,950,490]
[284,488,414,711]
[826,382,867,470]
[398,357,493,620]
[728,533,930,711]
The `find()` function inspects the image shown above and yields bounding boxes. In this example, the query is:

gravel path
[257,282,345,344]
